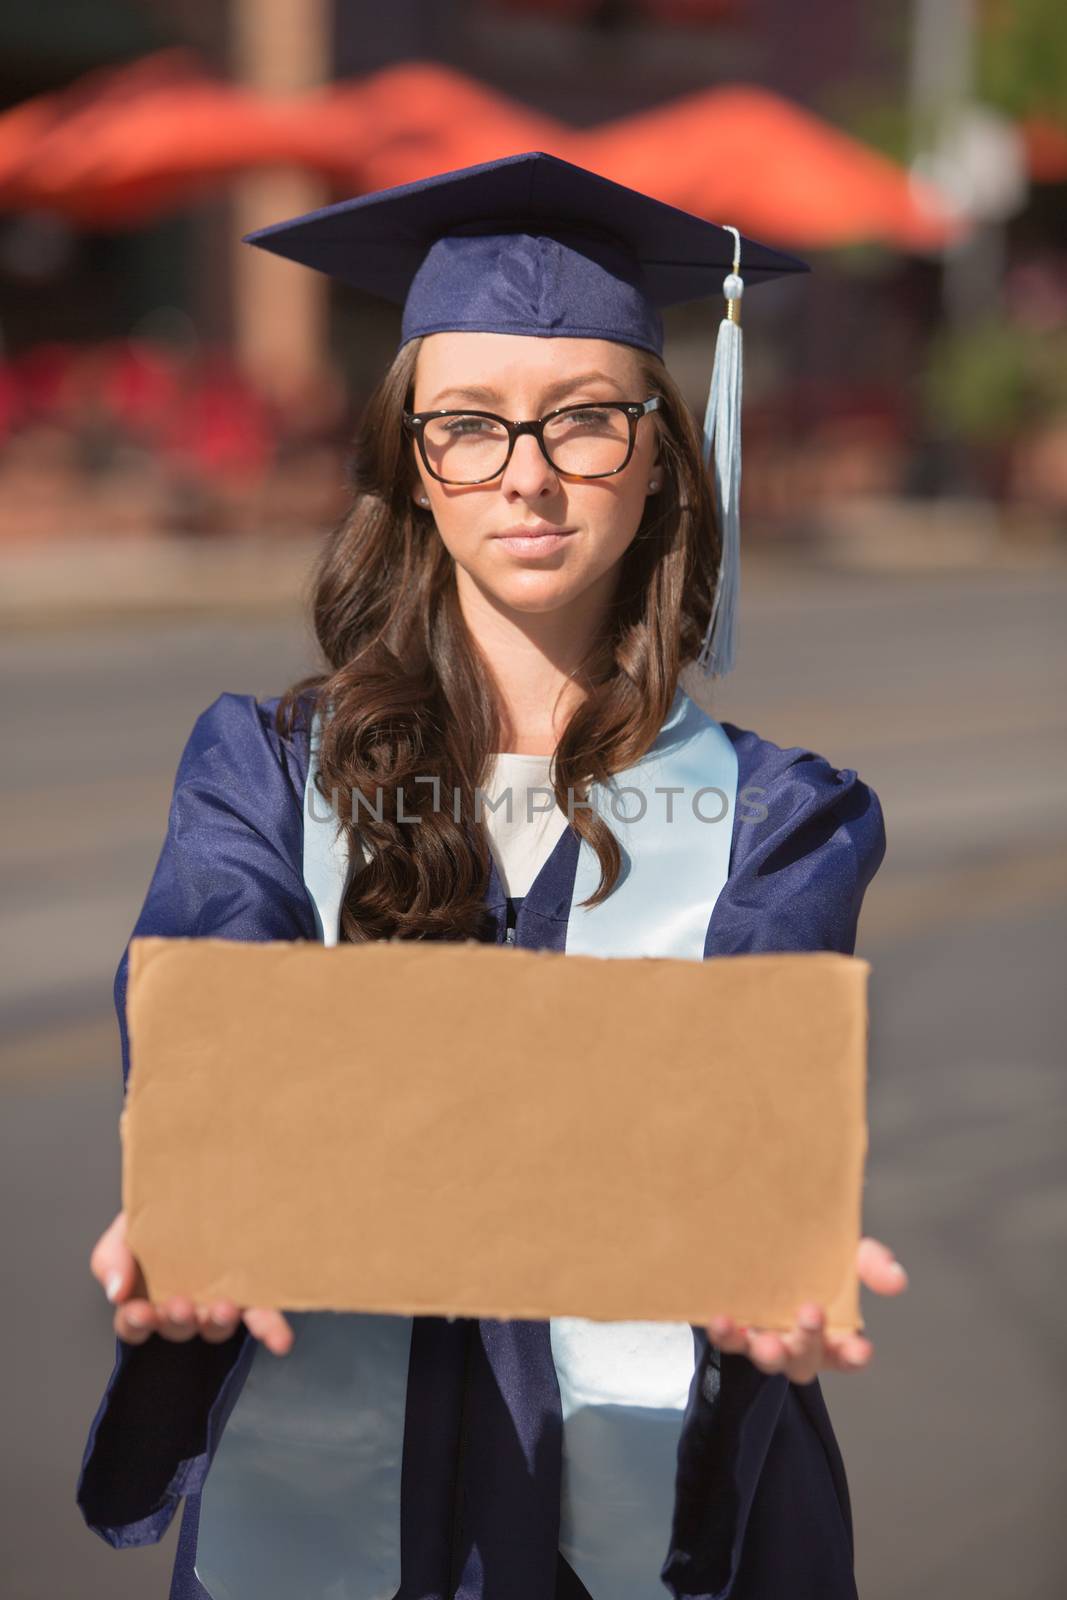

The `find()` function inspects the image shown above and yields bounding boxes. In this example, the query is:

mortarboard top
[242,151,811,676]
[241,150,809,358]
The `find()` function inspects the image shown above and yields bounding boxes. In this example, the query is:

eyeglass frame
[401,395,662,485]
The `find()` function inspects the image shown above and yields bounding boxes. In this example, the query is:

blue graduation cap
[242,150,809,677]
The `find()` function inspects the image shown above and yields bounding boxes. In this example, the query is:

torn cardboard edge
[123,937,870,1335]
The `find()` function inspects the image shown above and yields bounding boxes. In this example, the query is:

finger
[89,1211,140,1305]
[706,1315,752,1356]
[857,1236,908,1295]
[242,1308,294,1356]
[744,1328,789,1375]
[780,1302,826,1384]
[822,1331,874,1374]
[156,1296,199,1342]
[115,1298,158,1344]
[195,1300,243,1344]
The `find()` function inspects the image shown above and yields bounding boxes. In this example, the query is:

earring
[648,480,659,491]
[419,494,430,505]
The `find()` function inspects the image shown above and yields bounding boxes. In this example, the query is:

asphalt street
[2,556,1064,1598]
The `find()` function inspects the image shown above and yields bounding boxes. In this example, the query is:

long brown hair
[275,335,721,943]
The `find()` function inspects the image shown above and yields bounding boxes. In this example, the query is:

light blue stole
[194,684,738,1600]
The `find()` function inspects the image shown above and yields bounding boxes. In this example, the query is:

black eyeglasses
[402,396,662,485]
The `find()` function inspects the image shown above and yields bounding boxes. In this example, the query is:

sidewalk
[1,532,320,628]
[800,494,1067,573]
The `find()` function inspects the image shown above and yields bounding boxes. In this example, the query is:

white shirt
[347,753,569,896]
[480,751,569,895]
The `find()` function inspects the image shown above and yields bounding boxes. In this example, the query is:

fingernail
[105,1271,123,1303]
[887,1261,908,1284]
[211,1307,232,1326]
[126,1307,146,1328]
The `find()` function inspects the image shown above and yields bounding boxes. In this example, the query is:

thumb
[90,1209,142,1304]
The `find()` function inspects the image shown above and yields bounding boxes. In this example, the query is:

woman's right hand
[89,1208,294,1356]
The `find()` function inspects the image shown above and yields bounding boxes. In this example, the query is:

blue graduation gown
[76,690,886,1600]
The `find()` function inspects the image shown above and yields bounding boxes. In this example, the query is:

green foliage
[924,314,1067,442]
[976,0,1067,121]
[823,0,1067,157]
[822,94,914,166]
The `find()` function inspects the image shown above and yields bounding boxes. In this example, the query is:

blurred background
[1,2,1063,1596]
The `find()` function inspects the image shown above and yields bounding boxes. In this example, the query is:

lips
[494,524,576,539]
[492,525,578,556]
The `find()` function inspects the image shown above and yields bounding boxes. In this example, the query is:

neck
[456,569,613,755]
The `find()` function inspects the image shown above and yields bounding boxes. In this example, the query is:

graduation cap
[243,151,809,677]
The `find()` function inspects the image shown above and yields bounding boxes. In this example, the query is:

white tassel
[696,231,744,679]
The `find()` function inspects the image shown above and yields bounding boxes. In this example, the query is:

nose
[498,429,560,500]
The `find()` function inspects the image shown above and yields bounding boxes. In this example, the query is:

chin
[491,578,586,614]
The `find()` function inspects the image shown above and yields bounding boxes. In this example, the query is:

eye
[557,407,613,429]
[441,415,504,436]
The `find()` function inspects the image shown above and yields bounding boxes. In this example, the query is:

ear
[648,436,664,490]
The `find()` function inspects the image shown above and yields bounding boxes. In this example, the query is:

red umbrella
[0,54,577,225]
[579,84,966,251]
[305,68,963,252]
[0,50,964,252]
[293,62,568,190]
[0,49,330,226]
[1021,116,1067,183]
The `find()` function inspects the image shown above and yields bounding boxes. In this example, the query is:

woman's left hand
[704,1235,908,1384]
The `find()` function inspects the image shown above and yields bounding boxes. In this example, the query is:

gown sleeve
[76,692,317,1549]
[706,725,887,960]
[663,727,887,1600]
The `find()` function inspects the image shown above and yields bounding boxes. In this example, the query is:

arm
[662,734,894,1599]
[76,693,316,1548]
[707,735,905,1370]
[706,732,886,961]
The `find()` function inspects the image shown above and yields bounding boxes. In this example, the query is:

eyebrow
[424,370,627,409]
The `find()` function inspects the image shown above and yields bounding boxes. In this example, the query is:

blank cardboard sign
[122,936,870,1335]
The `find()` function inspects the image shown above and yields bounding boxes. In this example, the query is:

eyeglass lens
[421,405,631,483]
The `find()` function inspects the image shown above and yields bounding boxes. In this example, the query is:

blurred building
[1,2,1062,543]
[0,0,894,374]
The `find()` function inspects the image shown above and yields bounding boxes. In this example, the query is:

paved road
[2,556,1064,1598]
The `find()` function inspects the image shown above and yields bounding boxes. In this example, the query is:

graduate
[79,151,907,1600]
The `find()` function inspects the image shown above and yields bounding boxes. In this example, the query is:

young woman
[79,154,906,1600]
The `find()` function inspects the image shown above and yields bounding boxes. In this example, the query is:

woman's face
[409,332,662,621]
